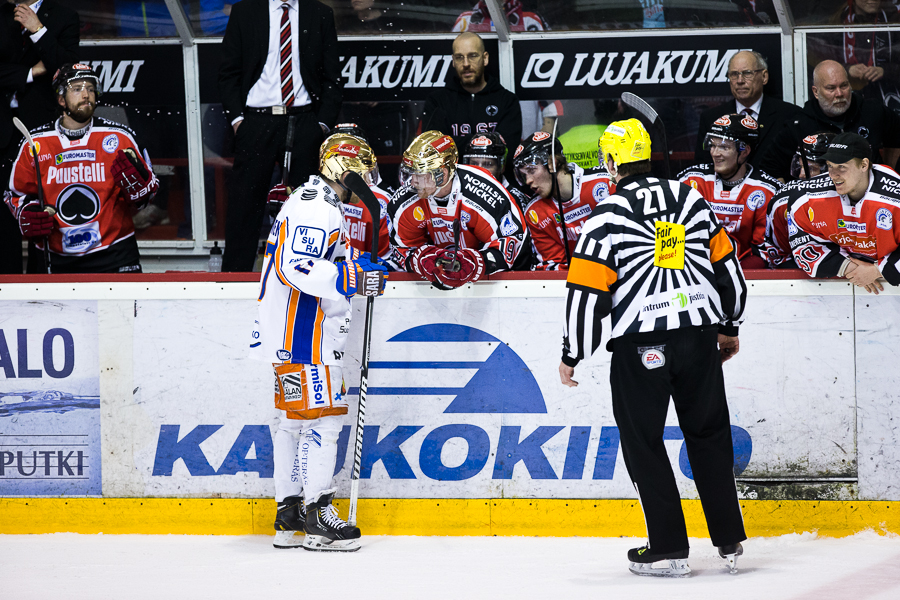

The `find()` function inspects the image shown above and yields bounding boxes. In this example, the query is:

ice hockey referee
[558,119,748,578]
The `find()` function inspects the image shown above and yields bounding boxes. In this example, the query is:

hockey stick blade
[341,170,380,257]
[13,116,52,272]
[12,117,35,150]
[620,92,659,122]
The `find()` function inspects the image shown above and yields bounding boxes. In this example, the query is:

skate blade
[273,531,304,549]
[301,534,361,552]
[628,559,691,578]
[724,554,739,574]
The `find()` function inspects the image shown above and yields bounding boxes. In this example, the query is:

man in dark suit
[218,0,342,272]
[695,51,800,170]
[0,0,79,274]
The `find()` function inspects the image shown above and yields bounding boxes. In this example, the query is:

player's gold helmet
[599,118,652,167]
[319,133,376,185]
[400,130,458,190]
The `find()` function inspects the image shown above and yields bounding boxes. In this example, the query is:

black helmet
[52,63,102,96]
[703,113,759,153]
[462,131,508,172]
[791,131,836,179]
[512,131,565,186]
[332,123,369,143]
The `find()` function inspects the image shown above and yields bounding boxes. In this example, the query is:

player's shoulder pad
[676,163,713,180]
[31,121,55,135]
[93,117,139,140]
[582,166,612,179]
[872,165,900,202]
[457,164,514,212]
[387,186,418,212]
[749,168,783,192]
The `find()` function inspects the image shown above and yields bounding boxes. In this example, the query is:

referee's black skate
[627,545,691,578]
[273,495,306,549]
[718,542,743,574]
[302,491,361,552]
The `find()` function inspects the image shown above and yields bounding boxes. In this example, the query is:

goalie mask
[462,131,507,179]
[702,114,759,155]
[512,131,564,187]
[790,132,835,180]
[319,133,376,187]
[53,63,102,97]
[598,118,651,169]
[400,130,458,197]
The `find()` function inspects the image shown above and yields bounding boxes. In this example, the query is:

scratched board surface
[0,301,100,496]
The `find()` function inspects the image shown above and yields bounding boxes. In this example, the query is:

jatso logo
[520,48,741,89]
[150,324,751,482]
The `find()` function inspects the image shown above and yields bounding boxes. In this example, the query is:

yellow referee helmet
[599,118,652,167]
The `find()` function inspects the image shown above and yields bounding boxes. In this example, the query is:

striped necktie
[279,3,294,107]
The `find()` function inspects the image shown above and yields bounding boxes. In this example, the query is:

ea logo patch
[413,206,425,221]
[486,105,499,117]
[276,349,292,361]
[102,134,119,154]
[690,180,698,189]
[876,207,893,231]
[641,348,665,370]
[528,209,540,225]
[808,207,815,222]
[27,141,41,157]
[746,190,766,211]
[592,181,609,201]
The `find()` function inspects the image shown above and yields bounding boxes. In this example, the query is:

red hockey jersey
[342,183,392,264]
[522,164,614,270]
[388,164,529,273]
[788,164,900,284]
[678,164,780,258]
[6,117,144,258]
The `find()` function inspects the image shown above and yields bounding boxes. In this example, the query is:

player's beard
[66,99,97,123]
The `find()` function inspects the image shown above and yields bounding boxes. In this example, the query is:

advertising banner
[513,33,783,100]
[129,290,854,500]
[78,45,185,106]
[0,301,101,496]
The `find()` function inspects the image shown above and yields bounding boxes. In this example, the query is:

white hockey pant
[273,413,343,505]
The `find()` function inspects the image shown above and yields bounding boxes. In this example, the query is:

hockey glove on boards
[433,247,484,288]
[335,252,388,298]
[406,244,442,280]
[17,200,55,238]
[112,148,159,207]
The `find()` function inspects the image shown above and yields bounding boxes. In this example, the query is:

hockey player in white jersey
[251,133,387,552]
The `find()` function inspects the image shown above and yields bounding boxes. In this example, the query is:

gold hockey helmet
[400,130,458,190]
[599,118,652,167]
[319,133,376,185]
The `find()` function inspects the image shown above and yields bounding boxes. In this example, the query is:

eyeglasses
[727,69,765,82]
[452,52,483,64]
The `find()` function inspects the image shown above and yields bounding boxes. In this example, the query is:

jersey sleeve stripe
[567,257,617,292]
[274,219,292,288]
[710,228,735,263]
[311,305,326,364]
[283,289,301,353]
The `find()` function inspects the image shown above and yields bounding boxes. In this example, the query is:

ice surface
[1,532,899,599]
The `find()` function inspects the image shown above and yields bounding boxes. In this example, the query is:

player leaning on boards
[788,133,900,294]
[389,130,531,289]
[251,133,388,552]
[558,119,748,577]
[5,63,158,273]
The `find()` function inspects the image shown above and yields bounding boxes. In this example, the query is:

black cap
[819,132,872,164]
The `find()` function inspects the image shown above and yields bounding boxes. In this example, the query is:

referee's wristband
[561,354,579,367]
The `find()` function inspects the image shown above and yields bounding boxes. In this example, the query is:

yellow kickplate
[1,498,897,537]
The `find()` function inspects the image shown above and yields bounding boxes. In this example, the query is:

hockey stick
[283,115,296,186]
[340,170,382,527]
[620,92,670,179]
[549,117,571,267]
[13,117,51,273]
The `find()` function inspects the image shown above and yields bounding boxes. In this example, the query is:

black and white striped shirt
[562,174,747,366]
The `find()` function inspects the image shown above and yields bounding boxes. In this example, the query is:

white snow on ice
[2,532,899,599]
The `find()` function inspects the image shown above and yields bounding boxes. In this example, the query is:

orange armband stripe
[567,257,617,292]
[710,228,735,263]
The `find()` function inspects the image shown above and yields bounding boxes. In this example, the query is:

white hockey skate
[273,530,304,549]
[627,546,691,578]
[302,492,361,553]
[718,543,743,574]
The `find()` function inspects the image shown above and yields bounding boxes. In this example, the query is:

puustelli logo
[672,292,688,308]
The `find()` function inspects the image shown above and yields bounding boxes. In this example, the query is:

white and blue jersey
[251,175,355,366]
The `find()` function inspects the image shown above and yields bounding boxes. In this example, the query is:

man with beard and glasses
[761,60,900,181]
[4,63,158,273]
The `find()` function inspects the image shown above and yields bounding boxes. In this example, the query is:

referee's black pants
[610,325,746,554]
[223,110,323,272]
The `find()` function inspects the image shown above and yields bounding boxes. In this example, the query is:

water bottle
[208,241,223,272]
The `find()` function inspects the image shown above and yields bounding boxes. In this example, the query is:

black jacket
[759,92,900,180]
[218,0,343,127]
[0,0,79,150]
[421,73,522,157]
[695,94,801,170]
